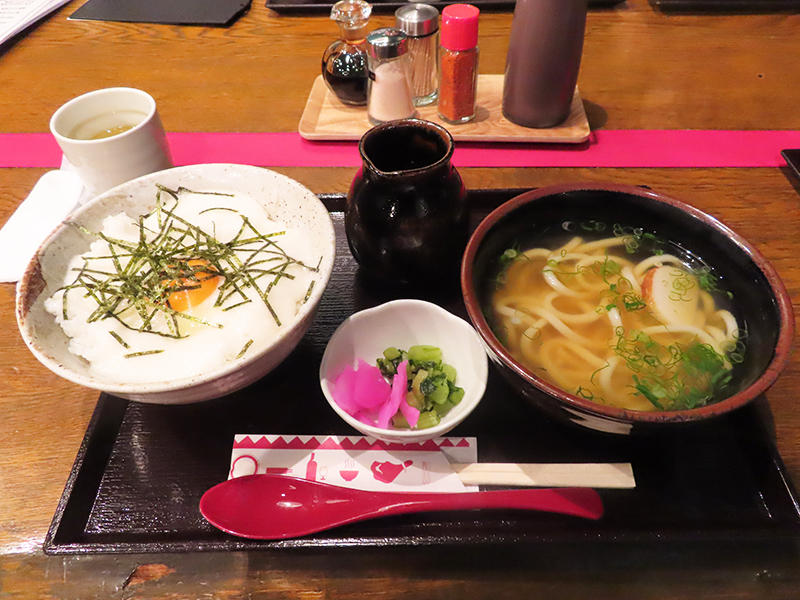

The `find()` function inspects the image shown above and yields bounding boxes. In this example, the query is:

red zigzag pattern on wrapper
[232,435,472,452]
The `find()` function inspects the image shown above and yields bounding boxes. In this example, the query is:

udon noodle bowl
[488,226,746,412]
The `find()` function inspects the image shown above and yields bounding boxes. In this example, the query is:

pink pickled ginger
[351,359,391,409]
[396,364,420,428]
[377,360,408,429]
[331,360,391,425]
[331,359,420,430]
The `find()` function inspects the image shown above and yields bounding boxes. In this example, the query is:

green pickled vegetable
[416,410,441,430]
[376,344,466,430]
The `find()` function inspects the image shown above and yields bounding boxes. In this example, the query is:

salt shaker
[322,0,373,106]
[395,4,439,107]
[366,28,416,125]
[437,4,479,125]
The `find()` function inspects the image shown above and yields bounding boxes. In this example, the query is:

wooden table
[2,0,800,596]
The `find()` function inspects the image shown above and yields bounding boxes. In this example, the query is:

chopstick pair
[449,462,635,489]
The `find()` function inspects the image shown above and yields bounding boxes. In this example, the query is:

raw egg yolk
[164,259,221,313]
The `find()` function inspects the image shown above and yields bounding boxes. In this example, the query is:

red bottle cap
[440,4,479,51]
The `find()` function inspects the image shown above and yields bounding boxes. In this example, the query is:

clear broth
[485,228,745,412]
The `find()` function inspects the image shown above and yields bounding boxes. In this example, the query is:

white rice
[44,188,319,384]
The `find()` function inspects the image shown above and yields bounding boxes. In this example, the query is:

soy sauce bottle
[322,0,373,106]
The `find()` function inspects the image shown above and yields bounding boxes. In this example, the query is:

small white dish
[320,299,489,444]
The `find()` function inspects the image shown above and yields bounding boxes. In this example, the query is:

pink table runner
[1,130,798,168]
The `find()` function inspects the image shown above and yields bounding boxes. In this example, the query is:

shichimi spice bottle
[437,4,479,125]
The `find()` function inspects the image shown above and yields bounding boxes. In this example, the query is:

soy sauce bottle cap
[330,0,372,27]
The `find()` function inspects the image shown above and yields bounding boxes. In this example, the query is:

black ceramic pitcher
[345,118,469,288]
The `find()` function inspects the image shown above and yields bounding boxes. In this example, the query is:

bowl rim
[461,181,796,424]
[319,298,489,440]
[16,163,337,396]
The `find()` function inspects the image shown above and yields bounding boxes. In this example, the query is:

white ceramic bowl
[16,164,336,404]
[320,299,489,443]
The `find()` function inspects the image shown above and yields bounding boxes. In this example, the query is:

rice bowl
[16,164,336,404]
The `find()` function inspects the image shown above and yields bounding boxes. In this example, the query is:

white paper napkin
[0,169,86,283]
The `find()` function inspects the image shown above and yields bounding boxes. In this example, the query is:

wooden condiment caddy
[299,74,591,143]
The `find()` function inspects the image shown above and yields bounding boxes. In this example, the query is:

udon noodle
[490,234,744,411]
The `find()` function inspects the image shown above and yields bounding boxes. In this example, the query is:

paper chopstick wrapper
[229,435,479,492]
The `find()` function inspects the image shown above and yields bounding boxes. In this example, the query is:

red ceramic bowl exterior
[461,183,795,434]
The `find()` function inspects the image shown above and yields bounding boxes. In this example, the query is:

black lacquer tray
[44,190,800,555]
[265,0,625,14]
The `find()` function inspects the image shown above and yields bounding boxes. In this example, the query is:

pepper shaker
[437,4,479,125]
[366,28,416,125]
[395,4,439,107]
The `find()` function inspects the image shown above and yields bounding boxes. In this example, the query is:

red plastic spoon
[200,474,604,540]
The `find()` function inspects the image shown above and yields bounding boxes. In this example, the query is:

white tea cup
[50,87,173,196]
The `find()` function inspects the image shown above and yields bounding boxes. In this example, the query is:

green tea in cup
[89,123,136,139]
[67,110,147,140]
